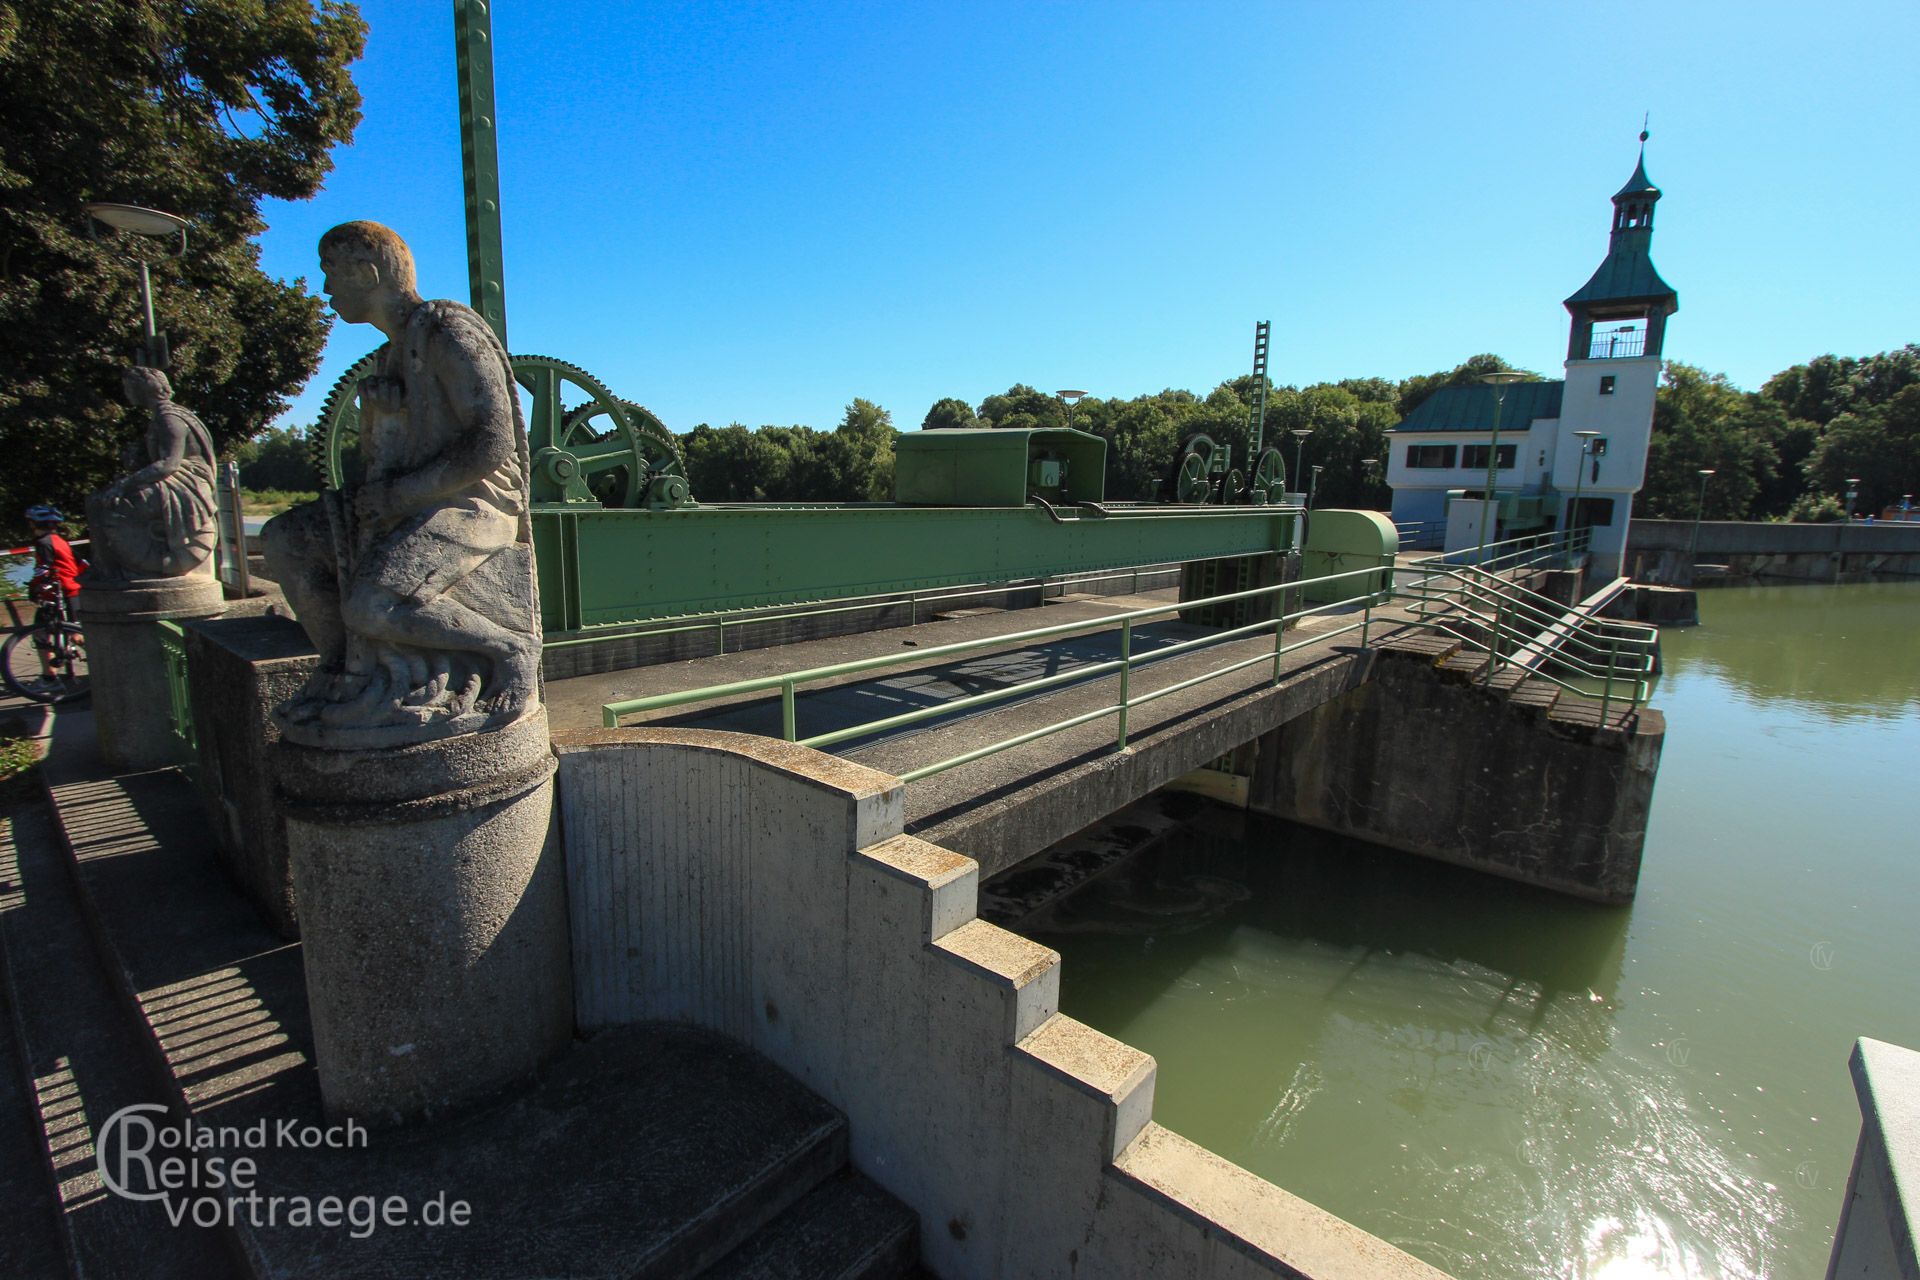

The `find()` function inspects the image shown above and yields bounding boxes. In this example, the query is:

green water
[1033,582,1920,1280]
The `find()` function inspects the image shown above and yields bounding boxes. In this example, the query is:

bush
[1785,493,1846,523]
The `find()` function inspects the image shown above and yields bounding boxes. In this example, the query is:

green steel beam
[454,0,509,346]
[532,504,1297,635]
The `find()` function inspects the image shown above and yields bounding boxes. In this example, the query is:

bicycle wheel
[2,623,89,704]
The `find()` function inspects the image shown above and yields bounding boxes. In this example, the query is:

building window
[1405,444,1456,468]
[1571,497,1616,528]
[1461,444,1517,471]
[1599,375,1616,395]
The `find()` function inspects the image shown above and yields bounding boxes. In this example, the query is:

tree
[921,397,980,431]
[1641,364,1776,520]
[977,385,1064,431]
[0,0,366,527]
[234,424,317,492]
[1803,385,1920,517]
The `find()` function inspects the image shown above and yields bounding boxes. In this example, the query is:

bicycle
[2,591,90,704]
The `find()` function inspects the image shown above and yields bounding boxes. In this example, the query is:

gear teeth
[311,349,385,488]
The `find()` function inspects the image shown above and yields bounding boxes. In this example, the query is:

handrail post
[1116,619,1132,750]
[1271,612,1284,684]
[716,618,726,656]
[781,679,797,741]
[1600,638,1616,724]
[1486,589,1503,684]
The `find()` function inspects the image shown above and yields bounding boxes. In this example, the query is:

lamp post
[1568,429,1601,558]
[83,202,189,367]
[1845,478,1861,522]
[1056,389,1087,434]
[1476,372,1528,567]
[1309,464,1324,511]
[1688,468,1715,574]
[1290,429,1312,501]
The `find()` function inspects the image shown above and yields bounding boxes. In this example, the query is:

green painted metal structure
[534,503,1295,633]
[895,428,1107,506]
[1297,509,1396,603]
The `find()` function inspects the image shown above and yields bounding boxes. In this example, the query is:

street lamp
[1056,389,1087,434]
[1476,372,1528,567]
[1568,430,1602,556]
[1290,429,1313,500]
[1845,478,1862,522]
[83,201,189,367]
[1309,464,1325,511]
[1688,468,1715,571]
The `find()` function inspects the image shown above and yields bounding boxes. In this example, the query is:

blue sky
[259,0,1919,436]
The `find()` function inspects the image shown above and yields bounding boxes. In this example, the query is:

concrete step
[0,798,242,1279]
[1436,651,1490,682]
[35,705,890,1279]
[1545,697,1638,732]
[1505,678,1563,716]
[700,1170,920,1280]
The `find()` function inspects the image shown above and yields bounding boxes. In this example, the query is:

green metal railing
[156,620,197,774]
[598,530,1646,783]
[603,562,1396,783]
[1407,526,1592,579]
[546,561,1193,656]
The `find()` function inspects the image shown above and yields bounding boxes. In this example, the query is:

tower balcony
[1586,327,1647,359]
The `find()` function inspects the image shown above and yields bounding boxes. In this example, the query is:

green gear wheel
[1174,432,1218,504]
[1252,446,1285,500]
[308,350,685,508]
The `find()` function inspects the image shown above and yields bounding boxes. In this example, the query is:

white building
[1386,143,1678,579]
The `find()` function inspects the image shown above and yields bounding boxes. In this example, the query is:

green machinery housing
[309,2,1308,639]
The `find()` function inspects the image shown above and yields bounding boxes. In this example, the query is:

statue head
[122,365,172,410]
[318,221,419,326]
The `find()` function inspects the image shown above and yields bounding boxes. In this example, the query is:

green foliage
[921,397,981,431]
[0,735,38,805]
[239,487,317,514]
[233,424,315,491]
[0,0,366,532]
[1803,385,1920,516]
[680,400,897,502]
[1785,493,1845,523]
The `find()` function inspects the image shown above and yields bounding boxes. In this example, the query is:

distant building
[1386,142,1678,579]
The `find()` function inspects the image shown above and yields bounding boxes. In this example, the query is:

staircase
[1396,564,1655,729]
[0,702,922,1280]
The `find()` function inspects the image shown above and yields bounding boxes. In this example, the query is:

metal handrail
[544,559,1200,653]
[1402,570,1655,662]
[599,525,1651,775]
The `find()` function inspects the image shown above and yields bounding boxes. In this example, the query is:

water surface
[1034,581,1920,1279]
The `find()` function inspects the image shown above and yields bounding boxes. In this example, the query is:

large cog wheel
[309,350,687,508]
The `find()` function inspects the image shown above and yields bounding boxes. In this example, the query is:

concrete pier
[77,569,224,772]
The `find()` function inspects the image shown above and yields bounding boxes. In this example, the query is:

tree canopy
[663,342,1914,521]
[0,0,366,528]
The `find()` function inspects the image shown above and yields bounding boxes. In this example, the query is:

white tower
[1555,133,1679,578]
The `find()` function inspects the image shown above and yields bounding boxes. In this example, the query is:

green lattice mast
[454,0,508,348]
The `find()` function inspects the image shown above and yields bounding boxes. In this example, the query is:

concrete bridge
[548,553,1664,903]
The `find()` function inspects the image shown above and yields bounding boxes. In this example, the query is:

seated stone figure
[86,366,218,581]
[264,221,541,748]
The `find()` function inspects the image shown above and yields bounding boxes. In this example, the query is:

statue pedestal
[275,709,572,1127]
[77,571,225,773]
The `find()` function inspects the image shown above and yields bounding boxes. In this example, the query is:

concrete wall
[1825,1038,1920,1279]
[1246,646,1663,904]
[552,728,1449,1280]
[1626,519,1920,585]
[183,612,321,938]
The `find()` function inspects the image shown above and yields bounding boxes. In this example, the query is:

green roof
[1392,381,1563,433]
[1614,154,1659,201]
[1564,246,1677,309]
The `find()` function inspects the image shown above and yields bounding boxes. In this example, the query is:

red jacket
[31,531,84,602]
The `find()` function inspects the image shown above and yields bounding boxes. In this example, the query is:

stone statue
[263,221,541,749]
[85,366,219,581]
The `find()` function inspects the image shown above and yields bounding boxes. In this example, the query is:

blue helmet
[25,505,65,524]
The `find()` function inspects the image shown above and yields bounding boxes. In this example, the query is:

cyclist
[24,505,85,683]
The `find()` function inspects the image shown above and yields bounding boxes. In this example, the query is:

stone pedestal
[78,570,225,773]
[276,709,573,1127]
